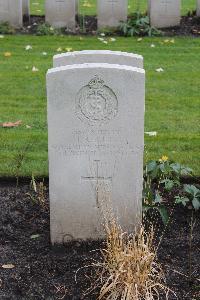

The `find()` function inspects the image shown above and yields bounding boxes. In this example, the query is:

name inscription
[51,128,143,157]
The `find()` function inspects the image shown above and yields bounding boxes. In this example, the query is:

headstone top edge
[53,50,143,60]
[47,63,145,76]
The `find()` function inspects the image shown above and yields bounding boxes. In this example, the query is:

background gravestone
[0,0,22,28]
[75,0,79,14]
[197,0,200,16]
[47,63,145,244]
[22,0,30,17]
[97,0,128,29]
[53,50,143,68]
[148,0,181,28]
[45,0,76,29]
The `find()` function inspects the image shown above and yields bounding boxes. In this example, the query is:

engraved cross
[82,160,112,207]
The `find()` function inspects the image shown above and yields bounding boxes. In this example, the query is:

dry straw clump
[96,219,170,300]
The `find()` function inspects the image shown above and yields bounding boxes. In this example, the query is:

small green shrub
[35,23,62,36]
[143,157,199,224]
[0,22,15,34]
[119,12,162,37]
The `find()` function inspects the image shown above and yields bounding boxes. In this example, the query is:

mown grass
[0,35,199,177]
[30,0,197,16]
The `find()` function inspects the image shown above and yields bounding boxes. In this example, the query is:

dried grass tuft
[95,219,170,300]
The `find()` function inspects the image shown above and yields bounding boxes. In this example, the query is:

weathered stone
[97,0,128,29]
[45,0,75,29]
[148,0,181,28]
[75,0,79,14]
[197,0,200,16]
[22,0,30,17]
[47,63,145,243]
[0,0,23,28]
[53,50,143,68]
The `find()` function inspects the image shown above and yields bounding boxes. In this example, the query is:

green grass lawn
[0,35,199,177]
[30,0,197,16]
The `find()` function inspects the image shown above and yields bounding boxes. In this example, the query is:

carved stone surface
[148,0,181,28]
[47,63,145,243]
[45,0,75,29]
[76,75,118,125]
[0,0,22,28]
[53,50,143,69]
[97,0,128,29]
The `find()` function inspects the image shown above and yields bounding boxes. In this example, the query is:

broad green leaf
[155,207,169,225]
[175,196,189,206]
[192,198,200,211]
[154,191,163,203]
[184,185,200,197]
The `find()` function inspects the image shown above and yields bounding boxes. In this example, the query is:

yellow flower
[159,156,168,162]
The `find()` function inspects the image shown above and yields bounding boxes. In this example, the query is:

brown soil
[0,180,199,299]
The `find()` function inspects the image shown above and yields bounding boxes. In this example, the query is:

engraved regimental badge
[76,75,118,125]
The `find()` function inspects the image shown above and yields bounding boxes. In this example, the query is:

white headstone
[22,0,30,16]
[75,0,79,14]
[45,0,75,29]
[0,0,23,28]
[148,0,181,28]
[47,63,145,243]
[197,0,200,16]
[98,0,128,29]
[53,50,143,68]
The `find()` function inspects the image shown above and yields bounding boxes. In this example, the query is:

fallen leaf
[1,120,22,128]
[25,45,32,50]
[30,234,40,239]
[65,47,72,52]
[32,66,39,72]
[156,68,164,73]
[4,52,11,57]
[145,131,157,136]
[2,264,15,269]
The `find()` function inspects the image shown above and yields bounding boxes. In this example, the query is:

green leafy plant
[119,12,161,37]
[0,22,15,34]
[143,156,199,225]
[175,185,200,211]
[12,144,31,186]
[36,23,61,36]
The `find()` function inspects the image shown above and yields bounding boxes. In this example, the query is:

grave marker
[53,50,143,68]
[148,0,181,28]
[197,0,200,16]
[22,0,30,17]
[45,0,75,29]
[98,0,128,29]
[0,0,22,28]
[47,62,145,243]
